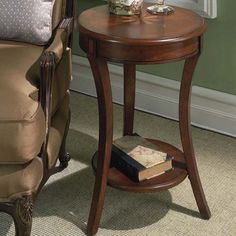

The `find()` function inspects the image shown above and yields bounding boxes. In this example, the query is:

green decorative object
[108,0,143,15]
[147,0,174,15]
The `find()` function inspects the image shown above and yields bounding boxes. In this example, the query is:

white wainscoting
[147,0,217,18]
[71,56,236,137]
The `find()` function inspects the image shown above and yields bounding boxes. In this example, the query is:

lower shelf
[92,139,188,193]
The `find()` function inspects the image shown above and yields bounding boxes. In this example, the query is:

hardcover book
[112,135,172,182]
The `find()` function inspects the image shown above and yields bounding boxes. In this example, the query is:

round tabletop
[79,5,211,234]
[79,3,207,45]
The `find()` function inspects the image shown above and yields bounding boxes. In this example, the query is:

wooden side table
[79,3,211,235]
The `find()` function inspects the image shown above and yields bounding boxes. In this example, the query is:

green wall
[74,0,236,95]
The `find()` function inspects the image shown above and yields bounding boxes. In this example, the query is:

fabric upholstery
[0,0,72,202]
[0,0,55,45]
[0,39,71,164]
[0,41,45,164]
[0,94,70,201]
[0,157,43,201]
[52,47,72,115]
[47,93,70,168]
[52,0,63,30]
[45,29,68,62]
[0,95,70,202]
[52,0,68,30]
[0,0,72,207]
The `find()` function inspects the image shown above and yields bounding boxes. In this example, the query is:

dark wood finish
[86,42,113,235]
[59,111,71,169]
[38,0,75,189]
[59,18,74,35]
[0,195,33,236]
[66,0,77,48]
[13,195,33,236]
[79,3,210,235]
[96,38,199,64]
[0,1,76,235]
[79,4,206,45]
[79,4,207,64]
[92,139,187,192]
[39,0,75,174]
[40,51,55,171]
[179,54,211,219]
[66,0,75,18]
[123,64,136,136]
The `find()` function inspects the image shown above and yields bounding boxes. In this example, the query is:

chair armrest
[38,0,76,168]
[44,17,74,63]
[59,17,74,35]
[39,16,74,122]
[38,50,55,166]
[44,29,66,63]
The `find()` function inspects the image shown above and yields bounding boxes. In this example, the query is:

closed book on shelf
[111,135,172,182]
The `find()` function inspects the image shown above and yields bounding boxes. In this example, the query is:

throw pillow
[0,0,55,45]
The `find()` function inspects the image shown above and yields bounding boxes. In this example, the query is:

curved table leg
[179,53,211,219]
[123,64,136,136]
[87,56,113,235]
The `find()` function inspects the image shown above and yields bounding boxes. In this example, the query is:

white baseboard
[71,55,236,137]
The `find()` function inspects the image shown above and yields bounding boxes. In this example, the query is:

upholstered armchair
[0,0,76,235]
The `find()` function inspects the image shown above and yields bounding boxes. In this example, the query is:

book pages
[128,145,166,168]
[114,135,156,153]
[113,136,167,168]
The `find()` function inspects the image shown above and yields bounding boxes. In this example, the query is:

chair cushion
[0,157,43,201]
[0,40,45,164]
[0,0,55,45]
[0,95,70,202]
[0,41,71,164]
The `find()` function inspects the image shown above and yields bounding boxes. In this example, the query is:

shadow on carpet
[0,129,199,235]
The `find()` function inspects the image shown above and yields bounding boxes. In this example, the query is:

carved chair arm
[44,29,67,63]
[59,17,74,35]
[40,17,73,135]
[39,51,56,167]
[39,0,76,167]
[44,17,73,64]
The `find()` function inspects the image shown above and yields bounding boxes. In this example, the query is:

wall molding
[162,0,217,18]
[71,55,236,137]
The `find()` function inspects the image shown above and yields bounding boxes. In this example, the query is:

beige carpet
[1,91,236,236]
